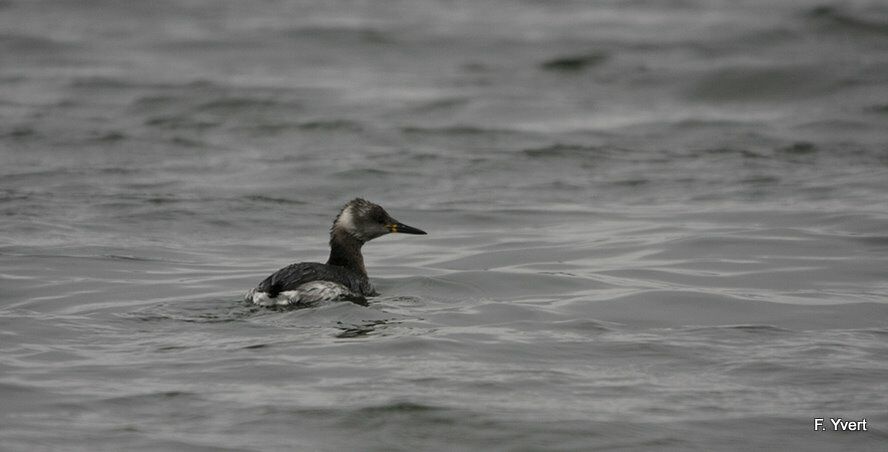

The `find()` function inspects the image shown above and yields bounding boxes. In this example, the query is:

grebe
[245,198,426,306]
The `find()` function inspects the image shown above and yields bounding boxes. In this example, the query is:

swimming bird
[245,198,426,306]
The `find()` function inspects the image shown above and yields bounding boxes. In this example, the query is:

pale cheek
[336,209,357,232]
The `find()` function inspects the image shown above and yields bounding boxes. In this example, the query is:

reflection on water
[336,320,390,339]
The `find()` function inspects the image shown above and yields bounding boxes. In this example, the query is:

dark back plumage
[255,262,376,298]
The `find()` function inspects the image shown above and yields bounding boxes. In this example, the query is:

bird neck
[326,228,367,276]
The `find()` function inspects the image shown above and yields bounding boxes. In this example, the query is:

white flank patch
[248,281,353,306]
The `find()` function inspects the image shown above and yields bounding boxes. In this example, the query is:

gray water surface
[2,0,888,450]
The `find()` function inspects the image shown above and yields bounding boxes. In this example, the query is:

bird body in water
[245,198,427,306]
